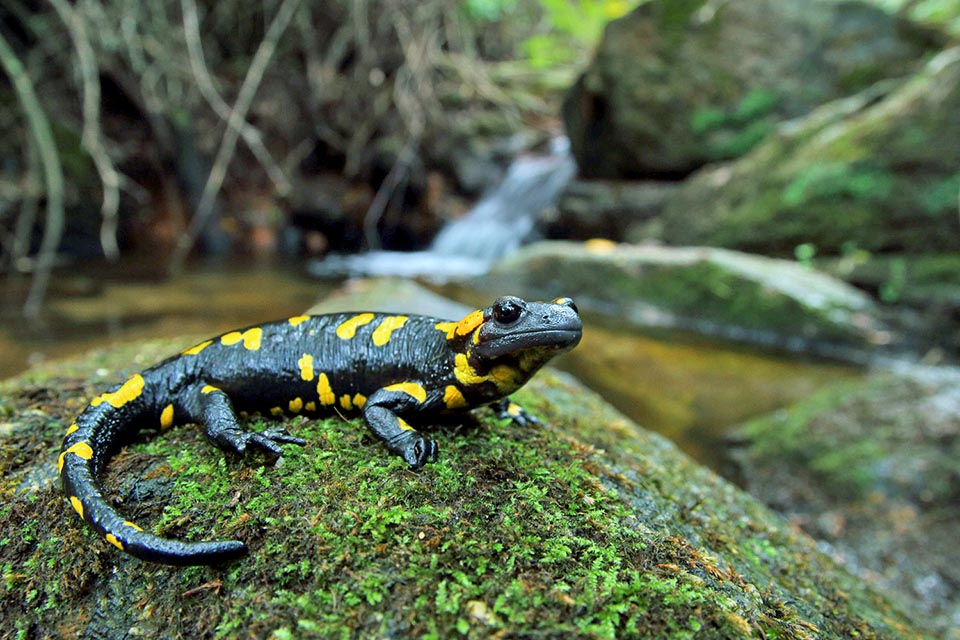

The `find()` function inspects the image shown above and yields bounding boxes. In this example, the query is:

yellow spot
[57,452,66,474]
[336,313,375,340]
[70,496,84,519]
[339,394,353,411]
[160,404,175,430]
[353,393,367,408]
[454,354,519,391]
[201,385,220,395]
[585,237,617,253]
[507,402,522,416]
[124,521,143,531]
[435,321,457,340]
[298,354,315,381]
[270,406,284,416]
[181,339,212,355]
[65,423,79,436]
[289,397,303,413]
[316,373,335,406]
[66,441,94,461]
[454,353,484,386]
[288,315,310,327]
[221,327,263,350]
[244,327,263,350]
[455,309,484,337]
[443,385,467,409]
[106,533,124,550]
[398,418,416,432]
[371,315,408,347]
[91,374,145,408]
[384,382,427,404]
[305,401,316,412]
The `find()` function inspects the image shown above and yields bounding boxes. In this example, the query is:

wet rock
[550,179,679,241]
[0,291,931,637]
[471,240,895,357]
[729,365,960,638]
[659,47,960,256]
[562,0,936,178]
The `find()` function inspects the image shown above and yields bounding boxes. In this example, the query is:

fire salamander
[60,295,581,565]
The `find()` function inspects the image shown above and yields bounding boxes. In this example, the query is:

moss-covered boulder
[561,0,936,178]
[0,286,929,638]
[730,365,960,639]
[659,47,960,256]
[467,240,893,356]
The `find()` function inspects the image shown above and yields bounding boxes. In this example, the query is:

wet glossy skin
[59,296,582,565]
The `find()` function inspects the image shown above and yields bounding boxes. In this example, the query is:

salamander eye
[492,297,523,324]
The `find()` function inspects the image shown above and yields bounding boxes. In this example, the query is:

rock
[729,365,960,638]
[0,288,931,637]
[819,252,960,354]
[659,47,960,256]
[470,240,895,357]
[549,179,680,241]
[562,0,937,178]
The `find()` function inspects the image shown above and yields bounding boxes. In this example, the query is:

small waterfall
[431,137,576,261]
[308,137,576,280]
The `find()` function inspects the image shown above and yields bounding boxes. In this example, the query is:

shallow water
[0,263,330,380]
[0,266,857,470]
[554,318,860,470]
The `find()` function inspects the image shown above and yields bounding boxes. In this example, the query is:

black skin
[60,296,582,565]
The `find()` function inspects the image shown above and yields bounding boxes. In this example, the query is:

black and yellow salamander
[59,295,582,565]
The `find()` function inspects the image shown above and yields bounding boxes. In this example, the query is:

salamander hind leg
[491,398,540,427]
[189,384,305,457]
[363,384,438,469]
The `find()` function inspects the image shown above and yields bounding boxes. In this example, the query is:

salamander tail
[60,372,247,566]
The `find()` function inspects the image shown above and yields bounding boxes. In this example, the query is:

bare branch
[169,0,304,274]
[0,30,65,317]
[49,0,123,261]
[180,0,292,196]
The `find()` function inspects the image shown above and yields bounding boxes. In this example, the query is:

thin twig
[363,141,416,250]
[11,138,40,269]
[0,30,65,317]
[49,0,123,261]
[169,0,304,274]
[180,0,291,196]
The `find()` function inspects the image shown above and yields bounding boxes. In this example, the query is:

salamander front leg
[363,386,438,469]
[190,384,305,457]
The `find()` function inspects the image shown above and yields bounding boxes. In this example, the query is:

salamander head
[469,296,582,361]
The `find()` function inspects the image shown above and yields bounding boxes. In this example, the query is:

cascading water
[308,137,577,280]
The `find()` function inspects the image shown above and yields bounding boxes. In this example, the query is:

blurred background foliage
[0,0,958,314]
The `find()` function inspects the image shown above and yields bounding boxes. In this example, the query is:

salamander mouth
[476,328,582,359]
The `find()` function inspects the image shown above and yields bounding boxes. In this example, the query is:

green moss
[691,89,781,160]
[782,162,894,208]
[739,379,890,499]
[919,172,960,215]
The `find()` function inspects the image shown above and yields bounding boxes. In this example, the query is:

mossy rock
[0,327,928,637]
[660,48,960,256]
[730,366,960,638]
[468,240,892,356]
[562,0,937,178]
